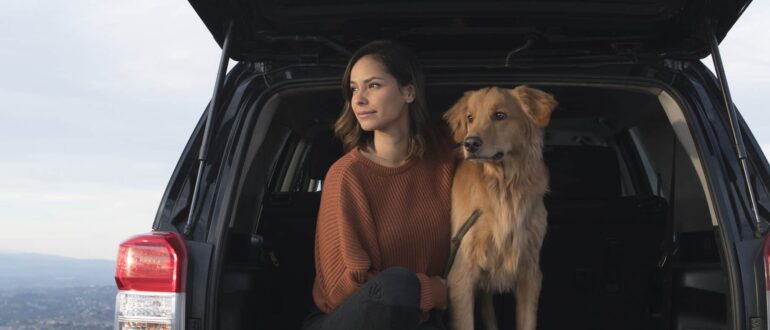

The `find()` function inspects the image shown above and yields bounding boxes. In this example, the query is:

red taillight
[114,232,187,330]
[115,232,188,292]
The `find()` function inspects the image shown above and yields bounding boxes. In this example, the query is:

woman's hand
[434,276,448,310]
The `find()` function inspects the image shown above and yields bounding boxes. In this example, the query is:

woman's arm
[416,274,448,311]
[313,165,381,312]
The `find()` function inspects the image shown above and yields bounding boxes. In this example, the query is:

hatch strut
[183,21,233,237]
[707,26,763,238]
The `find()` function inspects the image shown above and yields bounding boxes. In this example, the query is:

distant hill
[0,285,116,329]
[0,253,115,291]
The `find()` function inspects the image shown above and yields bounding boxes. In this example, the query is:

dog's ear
[443,92,472,143]
[511,86,558,128]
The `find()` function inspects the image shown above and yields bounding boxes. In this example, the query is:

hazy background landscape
[0,254,115,329]
[1,0,218,326]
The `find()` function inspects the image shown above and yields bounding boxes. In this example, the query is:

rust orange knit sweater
[312,147,455,315]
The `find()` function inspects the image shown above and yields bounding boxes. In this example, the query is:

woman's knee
[367,267,420,307]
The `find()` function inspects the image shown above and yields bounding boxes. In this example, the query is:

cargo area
[215,82,727,330]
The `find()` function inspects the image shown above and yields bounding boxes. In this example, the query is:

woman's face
[349,55,415,134]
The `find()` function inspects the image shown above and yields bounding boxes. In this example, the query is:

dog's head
[443,86,557,162]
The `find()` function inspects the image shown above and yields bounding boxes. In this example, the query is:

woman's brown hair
[335,40,440,159]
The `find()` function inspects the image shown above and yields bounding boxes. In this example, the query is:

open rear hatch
[188,0,751,63]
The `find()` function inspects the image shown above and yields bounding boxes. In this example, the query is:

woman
[302,40,455,330]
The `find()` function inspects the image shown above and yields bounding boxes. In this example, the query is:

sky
[0,1,768,260]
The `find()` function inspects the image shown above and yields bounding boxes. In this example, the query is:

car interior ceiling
[218,83,727,330]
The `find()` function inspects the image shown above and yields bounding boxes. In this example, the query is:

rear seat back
[260,141,667,330]
[256,131,341,329]
[546,145,622,201]
[520,146,667,330]
[259,192,320,329]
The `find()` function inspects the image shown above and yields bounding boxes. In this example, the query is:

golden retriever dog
[443,86,557,330]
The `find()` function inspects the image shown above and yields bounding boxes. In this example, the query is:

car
[112,0,770,329]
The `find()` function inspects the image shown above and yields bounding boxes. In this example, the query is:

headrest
[544,146,621,199]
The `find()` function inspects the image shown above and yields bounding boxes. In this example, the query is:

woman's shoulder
[325,149,372,184]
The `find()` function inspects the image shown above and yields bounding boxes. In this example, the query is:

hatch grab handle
[707,25,763,238]
[183,21,234,237]
[505,35,536,67]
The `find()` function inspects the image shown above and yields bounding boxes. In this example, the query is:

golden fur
[444,86,557,330]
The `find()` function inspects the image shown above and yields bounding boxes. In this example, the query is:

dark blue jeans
[302,267,446,330]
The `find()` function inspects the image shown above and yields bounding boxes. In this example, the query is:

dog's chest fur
[452,161,548,292]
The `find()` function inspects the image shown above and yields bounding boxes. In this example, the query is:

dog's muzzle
[464,136,505,161]
[463,136,482,153]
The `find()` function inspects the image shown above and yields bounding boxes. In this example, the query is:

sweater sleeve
[416,274,447,312]
[312,164,381,313]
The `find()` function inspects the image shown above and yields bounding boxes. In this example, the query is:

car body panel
[188,0,751,62]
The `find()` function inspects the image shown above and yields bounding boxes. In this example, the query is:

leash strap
[443,209,482,278]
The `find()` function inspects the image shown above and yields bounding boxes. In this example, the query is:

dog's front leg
[448,251,477,330]
[479,291,498,330]
[515,265,542,330]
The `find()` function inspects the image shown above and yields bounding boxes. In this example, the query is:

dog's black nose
[463,136,483,153]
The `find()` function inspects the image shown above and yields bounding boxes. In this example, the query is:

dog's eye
[467,114,474,123]
[494,112,507,120]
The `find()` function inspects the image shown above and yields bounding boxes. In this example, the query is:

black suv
[112,1,770,329]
